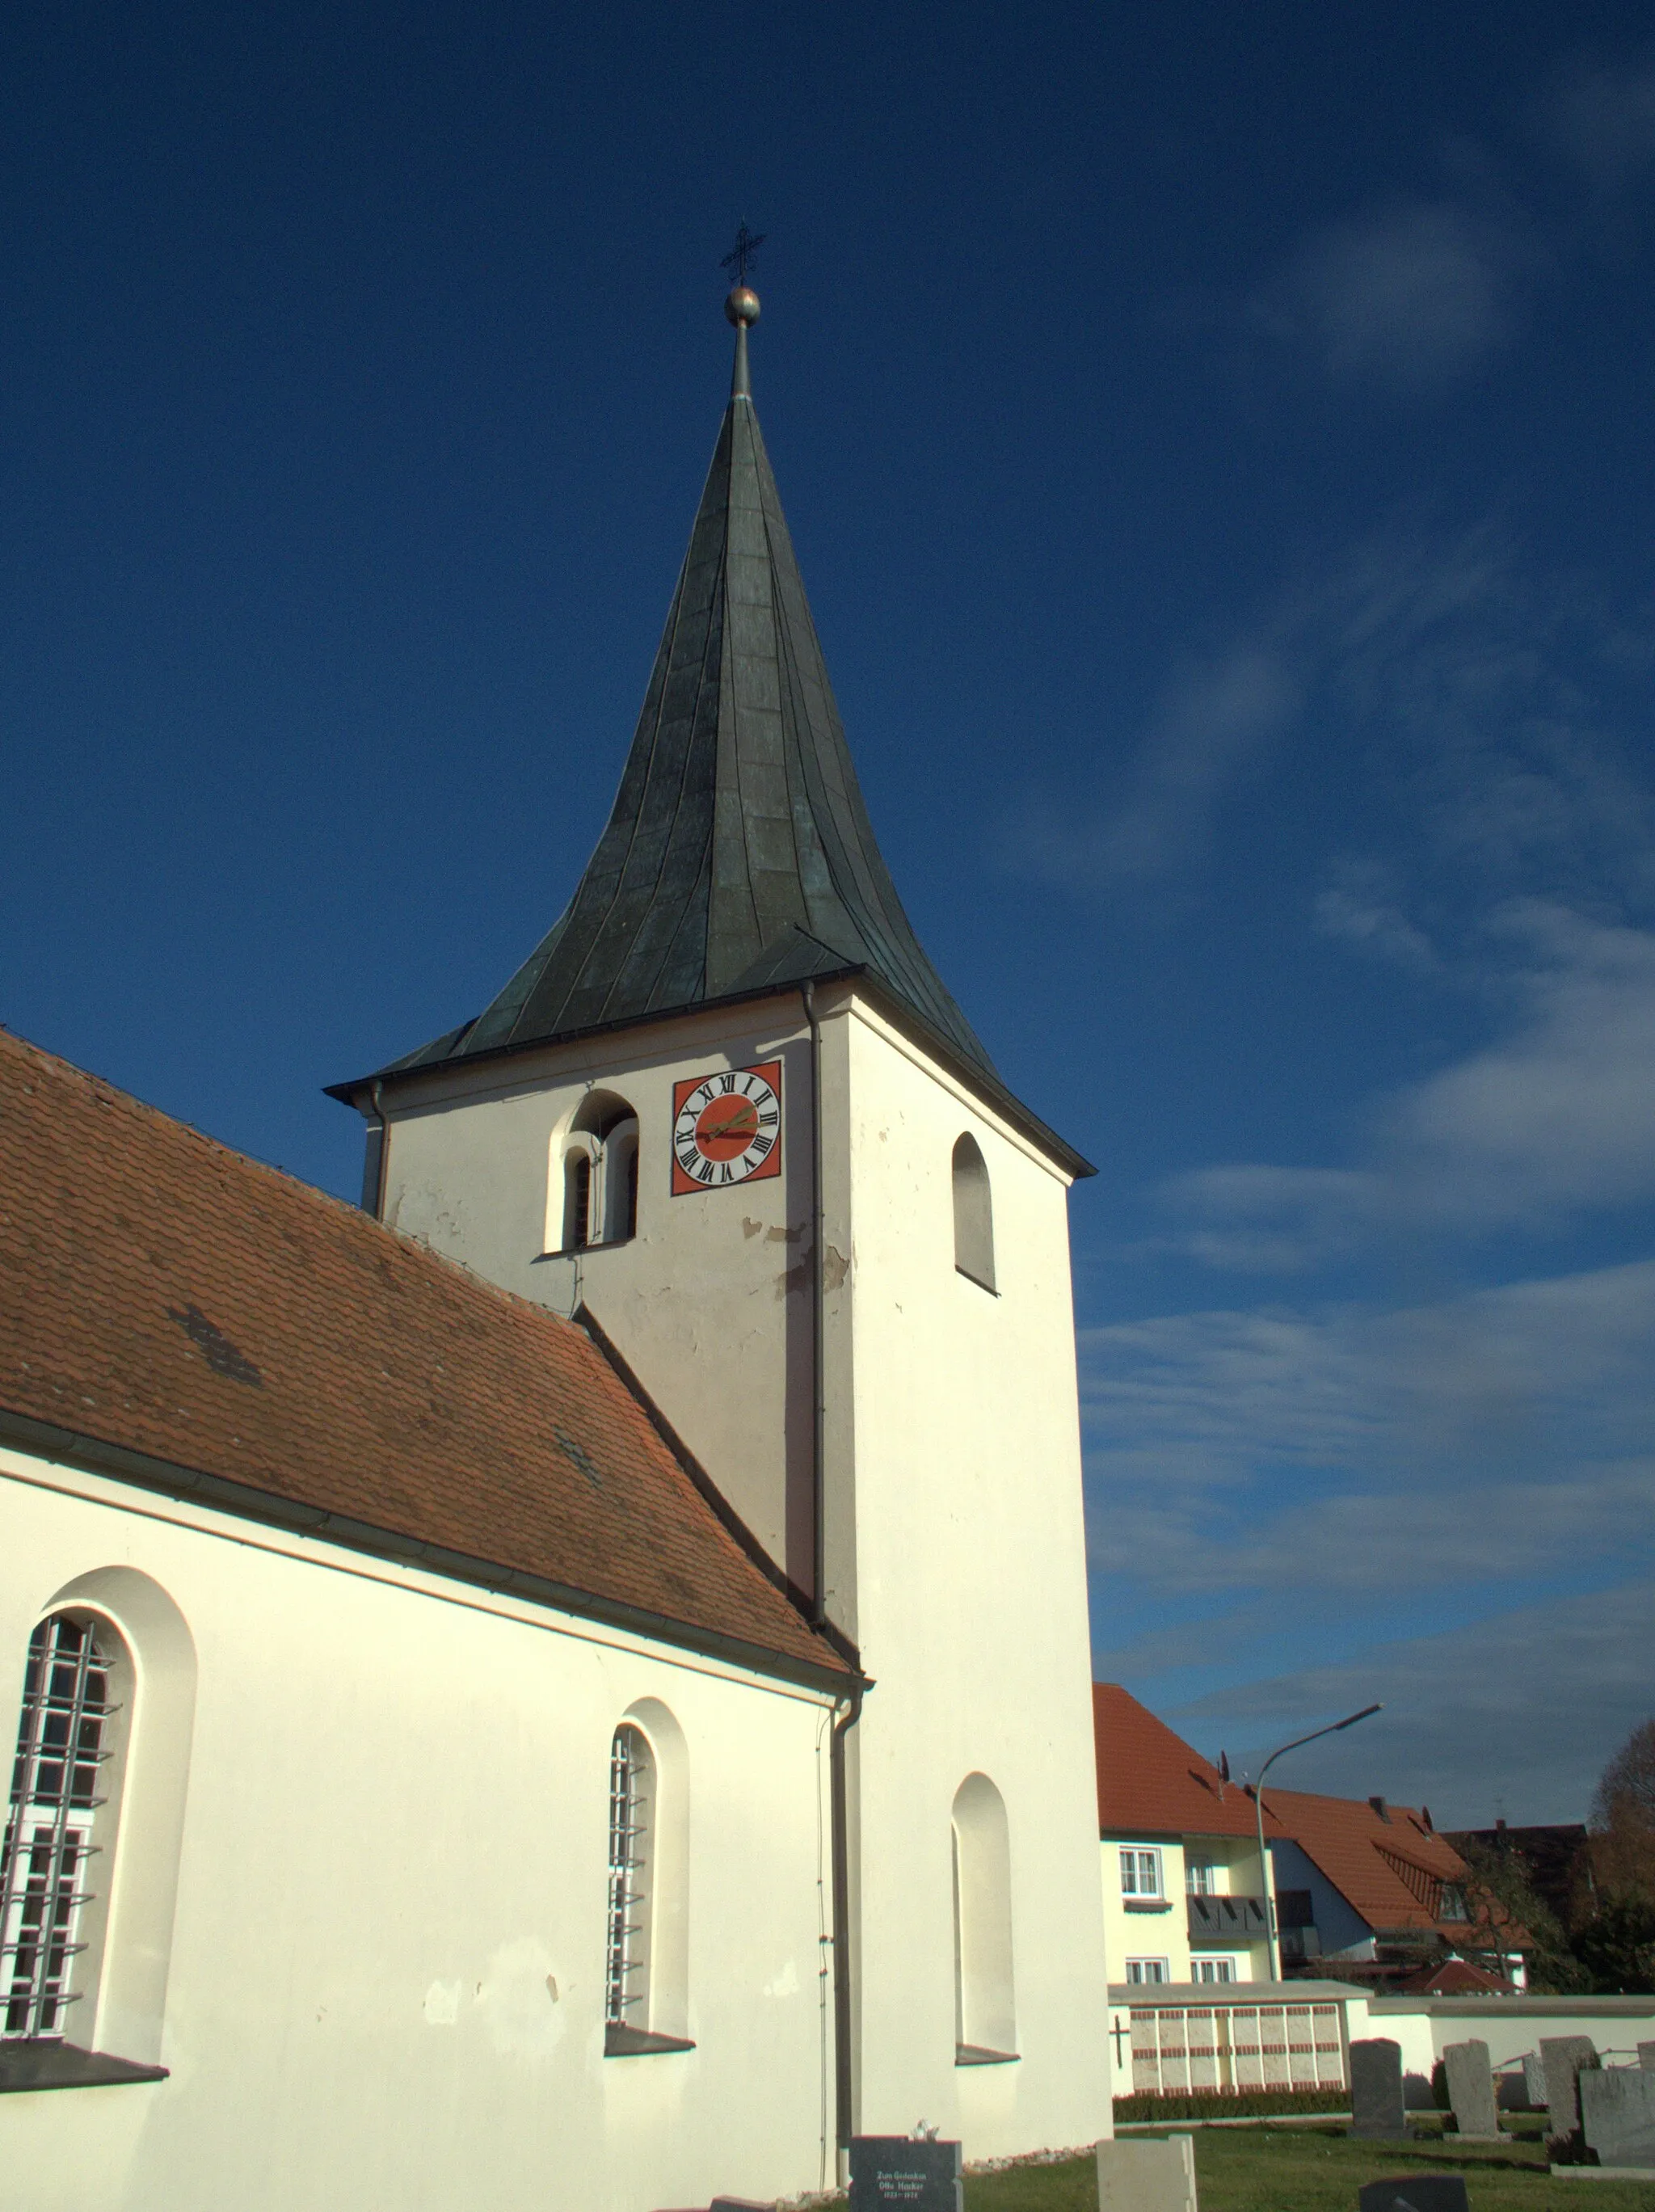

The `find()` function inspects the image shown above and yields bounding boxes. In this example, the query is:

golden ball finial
[725,285,761,328]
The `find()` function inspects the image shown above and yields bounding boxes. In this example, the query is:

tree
[1574,1892,1655,1995]
[1455,1836,1588,1995]
[1591,1719,1655,1902]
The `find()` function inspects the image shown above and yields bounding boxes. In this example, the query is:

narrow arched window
[563,1150,592,1251]
[952,1134,996,1292]
[951,1772,1017,2063]
[605,1724,655,2034]
[553,1094,640,1253]
[1,1614,128,2045]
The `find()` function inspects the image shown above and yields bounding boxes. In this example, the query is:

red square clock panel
[671,1060,783,1194]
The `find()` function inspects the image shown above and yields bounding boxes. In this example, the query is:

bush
[1113,2087,1349,2121]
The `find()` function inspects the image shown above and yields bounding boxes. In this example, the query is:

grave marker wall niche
[1095,2132,1198,2212]
[1350,2038,1406,2140]
[849,2138,963,2212]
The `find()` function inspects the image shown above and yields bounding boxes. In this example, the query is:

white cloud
[1157,1165,1380,1273]
[1385,903,1655,1226]
[1161,1578,1655,1826]
[1546,54,1655,189]
[1262,202,1520,386]
[1082,1259,1655,1593]
[1314,860,1439,973]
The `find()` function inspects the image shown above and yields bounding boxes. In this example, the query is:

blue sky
[6,2,1654,1823]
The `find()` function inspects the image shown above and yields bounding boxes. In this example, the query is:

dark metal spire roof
[381,291,997,1084]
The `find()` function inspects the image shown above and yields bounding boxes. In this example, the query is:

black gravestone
[1358,2180,1469,2212]
[1350,2037,1407,2139]
[849,2138,963,2212]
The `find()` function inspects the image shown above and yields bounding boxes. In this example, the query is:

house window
[951,1135,996,1292]
[1126,1957,1169,1984]
[951,1774,1017,2060]
[1120,1847,1162,1898]
[1185,1859,1217,1895]
[604,1725,654,2030]
[1439,1884,1468,1922]
[554,1093,640,1253]
[2,1615,127,2042]
[1192,1957,1236,1982]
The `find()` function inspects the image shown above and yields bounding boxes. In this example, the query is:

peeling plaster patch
[423,1978,461,2025]
[743,1217,764,1239]
[766,1224,805,1245]
[762,1959,801,1999]
[823,1245,850,1292]
[777,1257,809,1300]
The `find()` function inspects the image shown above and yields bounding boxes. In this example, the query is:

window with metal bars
[604,1725,654,2030]
[2,1615,125,2042]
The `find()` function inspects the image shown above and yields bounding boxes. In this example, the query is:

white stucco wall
[0,1452,839,2212]
[835,1001,1112,2155]
[353,978,1114,2162]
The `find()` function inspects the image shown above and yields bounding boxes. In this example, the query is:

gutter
[0,1405,854,1699]
[326,967,1095,1182]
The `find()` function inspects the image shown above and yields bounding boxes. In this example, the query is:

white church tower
[331,283,1110,2161]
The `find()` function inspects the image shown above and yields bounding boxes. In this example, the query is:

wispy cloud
[1258,200,1524,387]
[1544,51,1655,189]
[1314,859,1439,973]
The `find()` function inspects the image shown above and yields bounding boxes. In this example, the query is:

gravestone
[1581,2069,1655,2170]
[1096,2133,1198,2212]
[1540,2035,1598,2136]
[1640,2042,1655,2071]
[1350,2038,1406,2139]
[1522,2052,1548,2108]
[849,2138,962,2212]
[1357,2180,1469,2212]
[1442,2037,1501,2140]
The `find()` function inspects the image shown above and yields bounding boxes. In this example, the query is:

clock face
[671,1060,782,1193]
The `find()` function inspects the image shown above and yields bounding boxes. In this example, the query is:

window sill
[1123,1898,1173,1913]
[0,2041,169,2094]
[537,1233,638,1262]
[956,2044,1019,2067]
[604,2024,696,2058]
[954,1265,999,1296]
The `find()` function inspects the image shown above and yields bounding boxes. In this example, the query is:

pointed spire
[385,291,996,1084]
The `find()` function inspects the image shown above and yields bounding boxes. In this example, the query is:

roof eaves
[331,967,1096,1181]
[0,1405,855,1696]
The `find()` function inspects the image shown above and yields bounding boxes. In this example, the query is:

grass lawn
[965,2129,1655,2212]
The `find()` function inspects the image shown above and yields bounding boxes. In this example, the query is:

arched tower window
[951,1772,1017,2064]
[554,1092,640,1253]
[952,1133,996,1292]
[2,1614,129,2045]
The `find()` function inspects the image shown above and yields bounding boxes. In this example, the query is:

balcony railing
[1186,1894,1270,1944]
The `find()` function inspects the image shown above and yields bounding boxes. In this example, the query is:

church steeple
[388,286,995,1082]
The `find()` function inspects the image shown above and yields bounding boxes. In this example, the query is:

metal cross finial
[721,222,766,288]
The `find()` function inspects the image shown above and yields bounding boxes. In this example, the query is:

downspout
[830,1679,861,2164]
[801,980,827,1625]
[368,1081,391,1220]
[803,978,859,2165]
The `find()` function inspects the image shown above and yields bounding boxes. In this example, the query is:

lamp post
[1253,1704,1383,1981]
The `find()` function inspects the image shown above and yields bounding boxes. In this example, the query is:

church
[0,284,1111,2210]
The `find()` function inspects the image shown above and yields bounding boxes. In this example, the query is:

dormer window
[553,1093,640,1253]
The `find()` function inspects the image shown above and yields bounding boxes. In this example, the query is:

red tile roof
[1093,1683,1282,1840]
[0,1029,844,1683]
[1267,1787,1474,1934]
[1392,1957,1520,1995]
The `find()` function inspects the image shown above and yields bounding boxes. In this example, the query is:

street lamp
[1253,1704,1383,1981]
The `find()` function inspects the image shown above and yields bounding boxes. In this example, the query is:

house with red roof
[1093,1683,1277,1985]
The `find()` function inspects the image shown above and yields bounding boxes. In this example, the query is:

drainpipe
[368,1081,391,1220]
[801,980,827,1626]
[830,1679,862,2165]
[804,979,858,2165]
